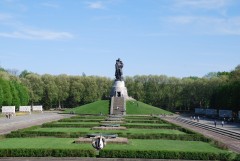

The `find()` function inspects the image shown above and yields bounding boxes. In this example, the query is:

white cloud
[41,2,60,8]
[174,0,230,9]
[0,13,12,21]
[0,12,73,40]
[0,29,74,40]
[165,16,240,35]
[87,1,105,9]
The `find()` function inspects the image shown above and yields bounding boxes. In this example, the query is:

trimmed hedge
[59,119,103,122]
[6,130,209,142]
[42,123,98,128]
[99,150,232,160]
[126,120,165,123]
[71,116,106,119]
[125,133,211,142]
[234,154,240,161]
[0,148,95,157]
[124,124,174,129]
[5,131,88,138]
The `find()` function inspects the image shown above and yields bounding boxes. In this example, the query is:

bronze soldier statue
[115,58,123,81]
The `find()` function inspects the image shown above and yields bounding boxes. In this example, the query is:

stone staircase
[110,97,126,115]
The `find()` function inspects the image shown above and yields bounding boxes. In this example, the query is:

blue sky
[0,0,240,78]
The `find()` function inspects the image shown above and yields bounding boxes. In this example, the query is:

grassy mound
[64,100,109,115]
[64,99,171,115]
[127,101,172,115]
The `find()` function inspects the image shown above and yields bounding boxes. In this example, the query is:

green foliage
[41,74,58,109]
[81,77,98,104]
[99,150,232,160]
[0,148,95,157]
[14,82,29,105]
[9,82,20,108]
[22,74,44,105]
[68,76,85,107]
[0,78,12,105]
[55,74,70,108]
[41,123,98,128]
[0,85,3,106]
[127,100,172,114]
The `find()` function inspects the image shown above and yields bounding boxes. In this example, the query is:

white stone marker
[32,105,43,112]
[19,106,31,113]
[2,106,15,114]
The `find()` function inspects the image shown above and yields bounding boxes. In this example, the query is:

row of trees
[125,66,240,113]
[0,69,29,108]
[20,73,112,109]
[0,65,239,113]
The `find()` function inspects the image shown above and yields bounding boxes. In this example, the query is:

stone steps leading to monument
[110,97,125,115]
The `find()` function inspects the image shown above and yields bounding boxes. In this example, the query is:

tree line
[126,65,240,113]
[0,65,239,113]
[0,69,29,109]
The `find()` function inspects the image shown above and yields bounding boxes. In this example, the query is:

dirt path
[0,112,73,135]
[162,116,240,153]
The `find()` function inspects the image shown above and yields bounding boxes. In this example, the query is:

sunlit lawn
[32,127,186,135]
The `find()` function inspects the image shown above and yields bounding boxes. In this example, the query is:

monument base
[110,80,129,98]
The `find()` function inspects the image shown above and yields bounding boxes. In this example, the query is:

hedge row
[6,130,209,142]
[42,123,173,129]
[98,150,233,160]
[126,120,165,123]
[58,119,103,122]
[42,123,98,128]
[125,117,161,120]
[71,116,106,119]
[234,154,240,161]
[6,131,87,138]
[125,133,211,142]
[0,148,95,157]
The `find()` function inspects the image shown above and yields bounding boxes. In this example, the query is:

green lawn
[64,100,109,114]
[104,139,226,153]
[0,138,91,149]
[63,100,171,115]
[32,127,186,135]
[127,101,172,115]
[0,138,226,153]
[54,122,170,127]
[55,122,100,125]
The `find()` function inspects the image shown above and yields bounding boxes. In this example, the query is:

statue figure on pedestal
[115,58,123,81]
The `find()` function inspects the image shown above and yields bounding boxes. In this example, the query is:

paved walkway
[0,111,73,135]
[181,115,240,133]
[162,116,240,153]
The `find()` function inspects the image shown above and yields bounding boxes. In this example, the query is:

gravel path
[162,116,240,153]
[0,112,73,135]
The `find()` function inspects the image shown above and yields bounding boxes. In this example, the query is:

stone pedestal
[110,80,128,98]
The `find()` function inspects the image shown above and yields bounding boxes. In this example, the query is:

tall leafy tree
[21,74,44,106]
[81,77,98,104]
[14,82,29,105]
[41,74,58,109]
[0,85,3,106]
[55,74,70,108]
[9,82,20,108]
[68,76,85,107]
[0,78,12,105]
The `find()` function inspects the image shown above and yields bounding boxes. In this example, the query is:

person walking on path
[214,120,217,127]
[221,121,224,127]
[197,116,200,122]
